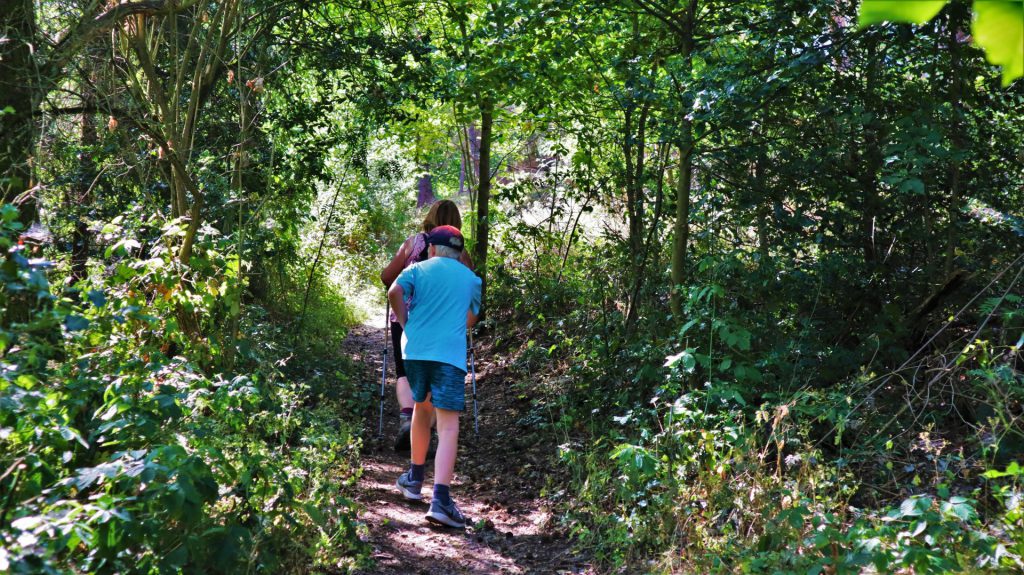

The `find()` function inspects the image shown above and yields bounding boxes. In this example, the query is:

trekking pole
[469,328,479,437]
[379,299,389,439]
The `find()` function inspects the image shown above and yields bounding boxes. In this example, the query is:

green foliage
[9,0,1024,571]
[860,0,1024,85]
[0,210,369,573]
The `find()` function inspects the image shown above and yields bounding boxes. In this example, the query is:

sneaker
[393,416,411,453]
[395,471,423,501]
[426,497,467,529]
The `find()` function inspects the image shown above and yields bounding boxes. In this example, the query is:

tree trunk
[417,171,435,207]
[474,98,493,317]
[754,154,770,265]
[621,13,650,263]
[859,39,884,266]
[944,4,967,278]
[671,140,692,317]
[669,0,697,318]
[626,144,668,332]
[221,67,251,371]
[0,0,40,225]
[1,0,181,227]
[70,64,99,288]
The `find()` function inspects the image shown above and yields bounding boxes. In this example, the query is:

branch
[44,0,198,81]
[630,0,685,36]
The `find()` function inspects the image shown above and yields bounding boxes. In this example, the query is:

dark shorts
[391,322,405,378]
[404,360,467,412]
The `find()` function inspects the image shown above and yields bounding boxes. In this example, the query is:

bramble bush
[0,205,370,574]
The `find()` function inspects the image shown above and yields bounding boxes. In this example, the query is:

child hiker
[388,225,481,528]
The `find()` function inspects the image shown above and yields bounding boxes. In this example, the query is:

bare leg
[411,396,434,466]
[400,376,437,427]
[432,408,460,485]
[396,376,414,410]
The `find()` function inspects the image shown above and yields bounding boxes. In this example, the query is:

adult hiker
[389,225,481,529]
[381,200,473,452]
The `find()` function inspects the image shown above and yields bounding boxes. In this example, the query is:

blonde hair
[422,200,462,232]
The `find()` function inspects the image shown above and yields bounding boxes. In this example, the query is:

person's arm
[380,238,410,287]
[388,283,407,328]
[467,309,478,328]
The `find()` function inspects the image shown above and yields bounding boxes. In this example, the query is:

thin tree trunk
[859,39,884,266]
[221,61,251,370]
[944,5,966,278]
[671,139,692,317]
[474,98,493,317]
[754,155,770,266]
[669,0,697,318]
[70,63,99,287]
[626,144,668,332]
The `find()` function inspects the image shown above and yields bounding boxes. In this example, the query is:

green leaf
[303,502,327,527]
[900,177,925,195]
[87,289,107,308]
[899,495,933,517]
[859,1,949,26]
[983,461,1023,478]
[940,496,977,521]
[64,315,90,332]
[15,374,37,389]
[910,519,928,536]
[973,1,1024,86]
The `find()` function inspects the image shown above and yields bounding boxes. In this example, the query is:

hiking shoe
[426,498,467,529]
[395,471,423,501]
[393,417,411,453]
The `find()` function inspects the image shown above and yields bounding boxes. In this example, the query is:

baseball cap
[427,225,464,251]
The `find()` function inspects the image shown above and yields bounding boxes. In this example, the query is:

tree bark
[69,63,99,288]
[626,144,669,332]
[417,171,435,207]
[0,0,40,224]
[669,0,697,318]
[671,139,693,317]
[858,38,885,266]
[944,4,967,278]
[474,98,493,317]
[1,0,184,226]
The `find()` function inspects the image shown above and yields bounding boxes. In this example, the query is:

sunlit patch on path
[342,324,593,575]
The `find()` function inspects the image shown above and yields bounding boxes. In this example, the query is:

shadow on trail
[343,321,592,575]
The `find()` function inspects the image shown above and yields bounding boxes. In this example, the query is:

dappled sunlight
[5,0,1021,572]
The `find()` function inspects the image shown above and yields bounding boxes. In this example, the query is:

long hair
[422,199,462,232]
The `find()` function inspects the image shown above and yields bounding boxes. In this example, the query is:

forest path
[342,318,593,575]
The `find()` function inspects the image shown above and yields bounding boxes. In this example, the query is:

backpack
[414,233,430,263]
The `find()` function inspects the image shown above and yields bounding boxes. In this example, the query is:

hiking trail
[342,318,594,575]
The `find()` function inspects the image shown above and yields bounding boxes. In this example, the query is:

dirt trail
[343,318,593,575]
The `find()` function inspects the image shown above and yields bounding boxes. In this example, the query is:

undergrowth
[1,206,372,574]
[488,202,1024,574]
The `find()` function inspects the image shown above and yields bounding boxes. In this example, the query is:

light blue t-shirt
[396,256,482,371]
